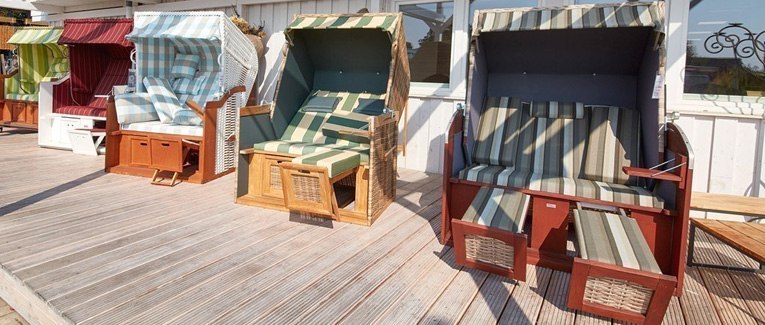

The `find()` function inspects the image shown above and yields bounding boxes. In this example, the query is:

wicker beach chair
[1,27,68,130]
[236,13,410,226]
[105,11,259,185]
[38,18,134,151]
[442,2,694,323]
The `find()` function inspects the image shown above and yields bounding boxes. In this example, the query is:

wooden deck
[1,129,764,325]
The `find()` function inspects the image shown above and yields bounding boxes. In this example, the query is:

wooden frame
[568,257,676,325]
[452,219,527,281]
[104,86,245,184]
[0,70,39,130]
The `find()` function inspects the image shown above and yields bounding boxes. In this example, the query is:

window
[685,0,765,97]
[400,1,454,84]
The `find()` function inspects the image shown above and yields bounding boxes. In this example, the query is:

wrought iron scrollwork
[704,23,765,77]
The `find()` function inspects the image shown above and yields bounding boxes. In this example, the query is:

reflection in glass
[401,2,454,83]
[685,0,765,96]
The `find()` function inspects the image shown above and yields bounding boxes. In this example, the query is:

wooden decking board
[536,271,575,325]
[0,132,763,324]
[573,312,611,325]
[497,265,552,325]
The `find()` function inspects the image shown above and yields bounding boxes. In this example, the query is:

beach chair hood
[4,27,68,101]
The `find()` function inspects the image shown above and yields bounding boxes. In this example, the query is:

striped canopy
[127,12,221,41]
[8,27,63,45]
[472,1,663,37]
[286,13,401,40]
[59,18,133,46]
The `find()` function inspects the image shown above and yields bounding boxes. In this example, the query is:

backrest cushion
[354,98,385,115]
[172,109,202,126]
[143,76,183,123]
[580,105,641,185]
[114,92,159,124]
[173,74,207,95]
[171,54,200,79]
[529,100,584,119]
[42,58,70,82]
[473,97,528,167]
[322,111,370,144]
[509,110,589,177]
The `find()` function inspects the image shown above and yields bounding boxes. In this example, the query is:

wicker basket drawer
[279,163,335,216]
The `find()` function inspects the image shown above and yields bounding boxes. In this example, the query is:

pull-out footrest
[568,209,676,325]
[280,149,360,216]
[452,187,530,281]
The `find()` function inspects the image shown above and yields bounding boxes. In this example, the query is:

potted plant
[229,16,266,58]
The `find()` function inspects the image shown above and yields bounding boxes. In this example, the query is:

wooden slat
[537,271,576,325]
[692,219,765,263]
[692,192,765,216]
[679,267,722,325]
[497,265,552,324]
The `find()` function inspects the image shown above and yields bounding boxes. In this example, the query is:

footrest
[568,209,676,324]
[452,187,530,281]
[280,149,360,216]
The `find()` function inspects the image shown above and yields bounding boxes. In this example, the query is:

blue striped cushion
[171,54,200,80]
[172,74,207,95]
[143,77,183,124]
[115,93,159,124]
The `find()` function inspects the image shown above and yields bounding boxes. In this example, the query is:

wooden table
[687,219,765,273]
[691,192,765,217]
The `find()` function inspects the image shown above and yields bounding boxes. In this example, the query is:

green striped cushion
[581,105,641,185]
[292,149,360,178]
[253,140,370,163]
[322,111,370,144]
[529,100,584,119]
[574,209,662,274]
[473,97,529,167]
[461,187,529,233]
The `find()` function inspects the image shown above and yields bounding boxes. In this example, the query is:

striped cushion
[322,111,370,144]
[459,165,664,209]
[172,74,207,95]
[461,187,529,233]
[4,93,38,102]
[292,149,361,178]
[574,209,662,274]
[253,140,370,163]
[114,92,159,124]
[143,77,183,124]
[473,97,529,167]
[122,121,203,137]
[529,101,584,119]
[171,54,200,80]
[581,105,641,185]
[43,58,70,82]
[172,109,202,126]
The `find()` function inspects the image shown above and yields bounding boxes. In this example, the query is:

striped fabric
[459,165,663,209]
[128,13,221,42]
[581,105,641,185]
[4,93,38,102]
[461,187,530,233]
[172,109,202,126]
[143,77,183,123]
[322,111,370,143]
[574,209,662,273]
[172,74,206,95]
[281,91,384,143]
[472,97,530,167]
[54,106,107,118]
[286,13,401,39]
[122,121,203,137]
[5,27,68,102]
[43,57,69,81]
[171,54,200,79]
[529,100,584,119]
[114,92,159,124]
[253,140,370,163]
[472,2,664,36]
[58,18,133,46]
[292,149,361,178]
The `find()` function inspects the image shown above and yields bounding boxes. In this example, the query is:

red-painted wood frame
[452,219,527,281]
[442,108,694,296]
[567,257,676,325]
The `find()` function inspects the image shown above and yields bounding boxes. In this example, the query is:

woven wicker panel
[368,116,397,219]
[584,276,653,315]
[0,26,16,51]
[386,16,410,125]
[465,234,514,269]
[269,165,282,191]
[336,173,356,187]
[292,174,322,203]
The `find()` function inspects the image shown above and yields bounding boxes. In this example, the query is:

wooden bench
[688,192,765,273]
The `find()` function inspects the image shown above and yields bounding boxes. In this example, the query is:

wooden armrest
[337,129,370,137]
[185,100,205,118]
[240,104,271,117]
[622,166,682,182]
[239,148,256,155]
[0,70,18,79]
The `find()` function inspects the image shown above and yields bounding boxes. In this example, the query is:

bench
[568,209,676,325]
[452,187,529,281]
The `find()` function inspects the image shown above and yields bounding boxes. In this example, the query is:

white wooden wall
[243,0,454,174]
[675,113,765,221]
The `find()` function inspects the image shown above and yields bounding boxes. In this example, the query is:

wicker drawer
[279,163,335,216]
[263,157,289,198]
[149,138,183,173]
[129,136,151,167]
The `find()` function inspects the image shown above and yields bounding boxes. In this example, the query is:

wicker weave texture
[292,174,322,203]
[270,165,282,190]
[368,115,397,219]
[583,276,653,315]
[386,17,410,124]
[465,234,514,269]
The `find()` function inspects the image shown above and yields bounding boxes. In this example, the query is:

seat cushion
[54,106,107,118]
[122,121,203,137]
[461,187,530,233]
[574,209,662,274]
[459,165,664,209]
[322,111,370,143]
[171,54,200,80]
[253,140,370,163]
[114,93,159,124]
[292,149,361,178]
[4,93,38,102]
